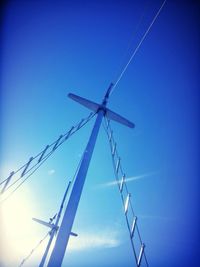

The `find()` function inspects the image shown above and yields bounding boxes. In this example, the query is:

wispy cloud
[68,230,120,252]
[48,169,55,175]
[138,214,175,221]
[98,171,158,188]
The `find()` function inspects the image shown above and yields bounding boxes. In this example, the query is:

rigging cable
[0,112,96,203]
[103,117,149,267]
[1,150,55,204]
[1,0,167,196]
[114,0,149,82]
[0,112,95,187]
[110,0,167,95]
[18,232,50,267]
[38,153,84,267]
[18,154,84,267]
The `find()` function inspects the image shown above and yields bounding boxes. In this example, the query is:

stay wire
[102,119,139,263]
[61,149,85,205]
[0,112,96,187]
[17,145,85,266]
[110,0,167,96]
[103,117,149,267]
[0,151,54,204]
[22,157,83,266]
[113,0,148,85]
[19,211,57,267]
[18,232,50,267]
[4,112,95,192]
[0,112,97,203]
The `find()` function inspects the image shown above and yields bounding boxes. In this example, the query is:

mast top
[103,82,114,105]
[68,83,135,128]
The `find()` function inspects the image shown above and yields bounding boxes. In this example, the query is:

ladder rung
[87,112,94,121]
[124,193,131,214]
[38,145,49,163]
[52,135,63,150]
[21,157,34,177]
[119,174,125,192]
[1,171,15,194]
[77,119,84,130]
[106,118,110,129]
[116,158,120,174]
[130,216,137,238]
[65,126,75,140]
[109,130,113,141]
[112,143,116,156]
[137,243,145,267]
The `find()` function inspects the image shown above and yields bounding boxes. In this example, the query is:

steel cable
[110,0,167,96]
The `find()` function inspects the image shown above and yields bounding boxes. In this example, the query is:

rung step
[130,216,137,238]
[124,193,131,214]
[116,158,120,174]
[119,174,125,192]
[137,243,145,267]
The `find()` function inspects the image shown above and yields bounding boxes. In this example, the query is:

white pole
[47,84,113,267]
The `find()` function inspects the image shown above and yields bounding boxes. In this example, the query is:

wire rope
[110,0,167,95]
[103,117,149,267]
[17,148,84,266]
[18,232,50,267]
[113,0,149,84]
[0,112,95,188]
[0,112,97,203]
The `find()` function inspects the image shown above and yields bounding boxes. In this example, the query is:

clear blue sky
[1,1,199,267]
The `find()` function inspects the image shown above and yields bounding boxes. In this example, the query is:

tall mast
[47,83,134,266]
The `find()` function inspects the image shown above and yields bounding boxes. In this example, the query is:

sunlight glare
[1,189,44,266]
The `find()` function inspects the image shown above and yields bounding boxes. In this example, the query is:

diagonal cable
[103,117,149,267]
[18,232,50,267]
[111,0,167,95]
[0,111,96,200]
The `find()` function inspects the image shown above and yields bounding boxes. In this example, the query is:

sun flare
[0,189,44,266]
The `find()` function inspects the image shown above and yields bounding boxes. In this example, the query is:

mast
[47,83,134,266]
[39,181,72,267]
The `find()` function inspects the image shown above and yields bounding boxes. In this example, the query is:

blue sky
[1,1,199,267]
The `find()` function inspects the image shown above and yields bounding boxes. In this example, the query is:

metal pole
[47,109,105,267]
[39,181,71,267]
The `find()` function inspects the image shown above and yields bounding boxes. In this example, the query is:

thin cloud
[138,214,175,221]
[68,230,120,252]
[98,171,158,188]
[48,169,55,175]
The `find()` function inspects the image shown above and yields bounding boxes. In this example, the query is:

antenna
[47,83,134,266]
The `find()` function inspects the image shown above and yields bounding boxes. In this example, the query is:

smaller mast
[34,181,77,267]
